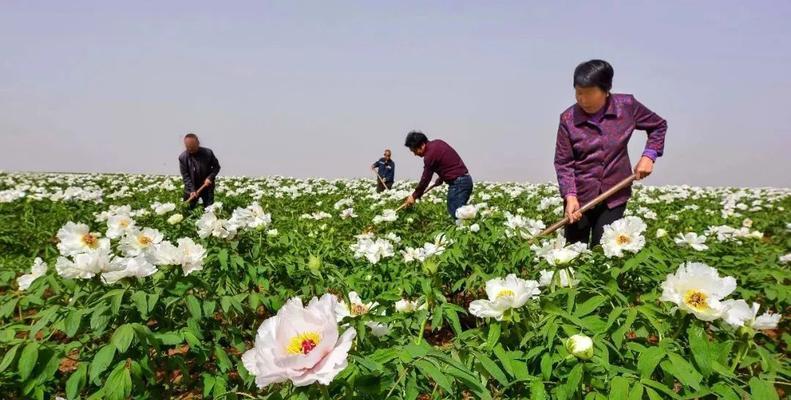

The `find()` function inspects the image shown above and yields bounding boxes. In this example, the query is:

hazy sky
[1,1,789,187]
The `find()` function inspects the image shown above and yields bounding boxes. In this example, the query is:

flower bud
[565,334,593,360]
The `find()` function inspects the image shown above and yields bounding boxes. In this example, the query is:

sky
[1,1,790,187]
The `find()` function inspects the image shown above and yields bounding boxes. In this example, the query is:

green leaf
[0,298,19,318]
[687,324,713,376]
[130,292,148,318]
[711,382,740,400]
[0,343,19,373]
[540,353,553,380]
[218,249,229,269]
[609,376,630,399]
[64,310,83,338]
[530,380,547,400]
[155,332,184,346]
[565,363,583,396]
[214,345,232,372]
[473,351,508,386]
[111,324,136,353]
[492,344,514,377]
[443,308,463,336]
[415,359,453,393]
[661,353,702,391]
[637,346,665,378]
[627,382,644,400]
[748,377,778,400]
[89,345,116,382]
[66,363,87,400]
[203,374,216,398]
[486,323,501,350]
[186,295,202,320]
[18,342,39,381]
[575,295,606,317]
[90,305,110,332]
[613,308,638,348]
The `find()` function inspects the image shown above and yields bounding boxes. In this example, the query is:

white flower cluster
[54,217,206,285]
[531,234,588,266]
[372,209,398,224]
[504,212,545,239]
[401,234,453,263]
[197,202,272,239]
[349,233,395,264]
[705,225,763,242]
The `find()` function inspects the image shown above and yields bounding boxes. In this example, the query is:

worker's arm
[632,97,667,179]
[207,150,221,182]
[179,155,195,193]
[411,162,434,199]
[371,160,381,171]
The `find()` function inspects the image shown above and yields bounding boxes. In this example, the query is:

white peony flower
[373,209,398,224]
[394,299,424,313]
[531,234,587,266]
[267,229,279,237]
[469,274,541,320]
[57,222,104,256]
[780,253,791,264]
[601,217,647,258]
[655,228,668,238]
[119,228,164,258]
[365,321,391,337]
[538,268,579,288]
[241,294,356,388]
[339,208,357,219]
[335,291,379,321]
[504,212,545,239]
[106,215,136,239]
[565,334,594,360]
[722,300,781,330]
[101,256,158,284]
[17,258,47,291]
[659,262,737,321]
[167,213,184,225]
[455,204,477,220]
[151,202,176,215]
[55,241,114,280]
[674,232,709,251]
[469,223,480,232]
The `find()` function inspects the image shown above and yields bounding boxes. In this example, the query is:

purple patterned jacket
[554,93,667,208]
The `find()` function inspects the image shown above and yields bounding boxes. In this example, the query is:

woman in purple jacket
[554,60,667,247]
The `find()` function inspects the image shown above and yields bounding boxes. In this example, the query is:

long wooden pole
[537,173,638,237]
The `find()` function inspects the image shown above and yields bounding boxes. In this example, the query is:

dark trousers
[376,180,393,192]
[564,202,626,247]
[447,175,473,219]
[183,189,215,210]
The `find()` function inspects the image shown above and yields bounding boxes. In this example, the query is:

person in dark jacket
[555,60,667,246]
[179,133,221,209]
[403,131,473,219]
[371,149,395,192]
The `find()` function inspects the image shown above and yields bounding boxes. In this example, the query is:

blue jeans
[446,175,473,219]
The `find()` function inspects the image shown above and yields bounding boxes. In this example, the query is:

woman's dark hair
[573,59,614,92]
[404,131,428,150]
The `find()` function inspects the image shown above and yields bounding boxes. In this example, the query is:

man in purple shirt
[554,60,667,246]
[403,131,473,219]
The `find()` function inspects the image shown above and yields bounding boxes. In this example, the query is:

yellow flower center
[496,289,515,299]
[119,220,129,228]
[286,332,321,355]
[82,234,99,248]
[683,290,709,311]
[138,235,152,246]
[351,304,369,316]
[616,234,632,245]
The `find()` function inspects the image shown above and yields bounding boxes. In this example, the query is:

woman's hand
[565,195,582,223]
[634,156,654,180]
